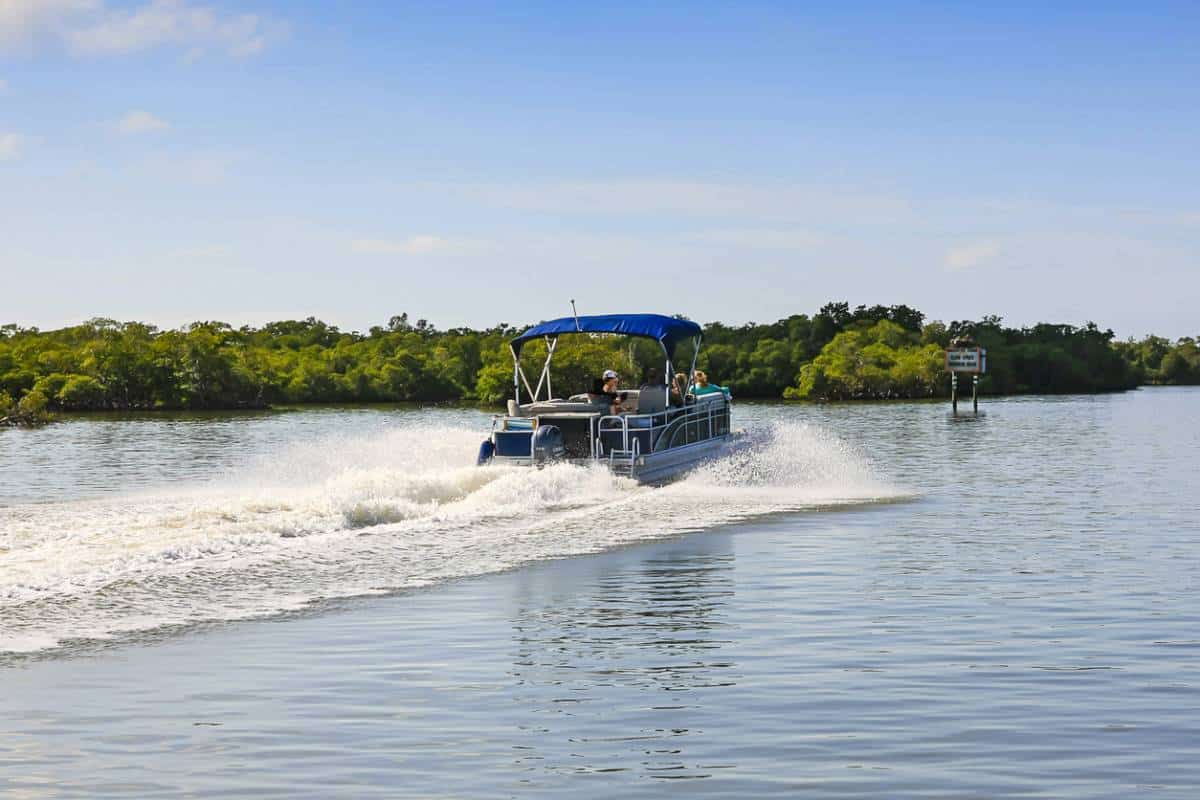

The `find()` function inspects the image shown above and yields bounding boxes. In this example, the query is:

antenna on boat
[570,299,582,331]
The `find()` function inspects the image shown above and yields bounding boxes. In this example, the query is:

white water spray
[0,421,902,655]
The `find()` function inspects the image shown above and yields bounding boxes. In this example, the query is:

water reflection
[507,535,739,781]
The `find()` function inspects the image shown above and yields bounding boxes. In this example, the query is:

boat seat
[694,391,728,404]
[523,400,607,415]
[635,385,668,414]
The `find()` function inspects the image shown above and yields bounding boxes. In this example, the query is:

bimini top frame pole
[510,335,559,405]
[531,335,557,402]
[686,334,702,394]
[510,343,533,405]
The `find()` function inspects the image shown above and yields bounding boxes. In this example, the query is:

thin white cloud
[118,109,169,134]
[170,152,234,185]
[168,243,232,260]
[691,228,824,250]
[0,0,280,57]
[0,0,94,51]
[351,236,451,256]
[433,179,912,224]
[137,150,240,185]
[945,240,1000,271]
[0,132,24,161]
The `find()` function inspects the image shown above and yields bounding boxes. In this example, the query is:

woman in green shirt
[692,370,731,398]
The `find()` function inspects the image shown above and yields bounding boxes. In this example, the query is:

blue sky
[1,1,1197,337]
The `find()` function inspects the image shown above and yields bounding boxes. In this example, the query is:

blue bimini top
[511,314,702,357]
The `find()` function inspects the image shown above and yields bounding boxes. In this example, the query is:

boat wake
[0,421,904,657]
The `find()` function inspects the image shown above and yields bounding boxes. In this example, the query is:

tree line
[0,305,1196,416]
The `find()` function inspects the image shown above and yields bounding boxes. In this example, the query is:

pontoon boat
[476,313,732,483]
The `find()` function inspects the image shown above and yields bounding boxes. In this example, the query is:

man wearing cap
[599,369,625,415]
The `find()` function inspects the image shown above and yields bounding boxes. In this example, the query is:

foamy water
[0,419,900,655]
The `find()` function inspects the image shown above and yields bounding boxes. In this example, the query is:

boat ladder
[606,439,640,477]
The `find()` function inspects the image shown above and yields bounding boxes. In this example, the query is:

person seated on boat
[637,367,668,414]
[599,369,626,415]
[692,370,731,399]
[670,372,688,406]
[585,376,608,405]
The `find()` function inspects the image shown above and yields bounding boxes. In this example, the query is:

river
[1,389,1198,797]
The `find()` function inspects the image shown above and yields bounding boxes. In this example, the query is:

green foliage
[784,320,944,400]
[57,374,107,409]
[5,387,54,424]
[0,306,1185,411]
[785,316,1145,401]
[1115,336,1200,385]
[0,318,519,410]
[947,320,1141,395]
[0,386,53,429]
[692,305,927,397]
[18,388,49,416]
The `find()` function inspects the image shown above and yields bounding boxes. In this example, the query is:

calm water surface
[1,389,1198,797]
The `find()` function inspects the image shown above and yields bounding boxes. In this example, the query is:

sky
[1,1,1198,338]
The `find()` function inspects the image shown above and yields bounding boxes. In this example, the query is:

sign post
[945,338,986,415]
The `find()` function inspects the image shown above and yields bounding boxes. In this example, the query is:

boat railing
[595,395,729,458]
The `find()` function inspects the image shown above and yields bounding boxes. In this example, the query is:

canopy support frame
[508,324,705,408]
[531,335,557,402]
[510,344,535,405]
[686,334,702,394]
